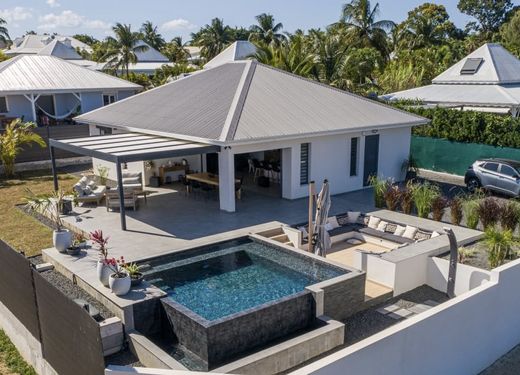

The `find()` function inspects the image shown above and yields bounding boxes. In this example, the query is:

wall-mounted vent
[460,58,484,75]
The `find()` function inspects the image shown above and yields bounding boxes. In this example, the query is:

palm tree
[0,119,46,177]
[191,18,233,60]
[253,37,314,77]
[140,21,165,50]
[0,18,10,46]
[162,37,190,63]
[309,31,351,89]
[339,0,395,58]
[249,13,285,45]
[102,23,149,76]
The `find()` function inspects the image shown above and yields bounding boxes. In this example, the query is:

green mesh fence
[411,136,520,176]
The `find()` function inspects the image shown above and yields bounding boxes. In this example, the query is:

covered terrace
[49,132,219,230]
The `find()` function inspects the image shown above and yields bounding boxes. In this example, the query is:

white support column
[218,147,236,212]
[281,147,293,199]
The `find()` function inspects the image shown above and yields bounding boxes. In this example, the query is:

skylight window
[460,58,483,75]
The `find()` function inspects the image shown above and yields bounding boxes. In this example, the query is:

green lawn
[0,330,36,375]
[0,170,76,257]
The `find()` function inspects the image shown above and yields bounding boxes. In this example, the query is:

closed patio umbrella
[313,179,331,257]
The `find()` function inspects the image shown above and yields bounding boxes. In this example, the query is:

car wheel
[466,177,481,193]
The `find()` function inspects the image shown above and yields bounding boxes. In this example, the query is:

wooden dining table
[186,172,240,187]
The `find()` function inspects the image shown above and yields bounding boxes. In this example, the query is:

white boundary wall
[291,258,520,375]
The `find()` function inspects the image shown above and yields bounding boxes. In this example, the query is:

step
[283,241,294,247]
[270,234,290,243]
[256,228,284,238]
[364,280,393,307]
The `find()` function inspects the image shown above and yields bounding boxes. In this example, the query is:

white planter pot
[53,230,72,253]
[109,273,131,296]
[97,261,112,287]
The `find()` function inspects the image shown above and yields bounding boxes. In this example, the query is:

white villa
[383,43,520,116]
[5,34,92,56]
[48,52,427,230]
[0,55,141,125]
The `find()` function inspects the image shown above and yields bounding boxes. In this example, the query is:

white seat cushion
[376,220,388,232]
[347,211,361,224]
[394,225,406,236]
[402,225,418,239]
[327,216,340,230]
[367,216,381,229]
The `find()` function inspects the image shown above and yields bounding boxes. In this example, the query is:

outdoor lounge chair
[73,176,106,206]
[120,172,143,192]
[105,190,138,211]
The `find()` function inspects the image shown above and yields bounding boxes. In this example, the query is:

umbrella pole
[308,181,315,253]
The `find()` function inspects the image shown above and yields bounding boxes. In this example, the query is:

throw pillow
[431,231,441,238]
[88,180,97,190]
[79,176,88,188]
[73,183,84,196]
[325,222,333,231]
[347,211,361,223]
[394,225,406,236]
[376,220,388,232]
[367,216,381,229]
[346,238,363,245]
[298,226,308,239]
[402,225,418,239]
[327,216,340,230]
[83,185,92,196]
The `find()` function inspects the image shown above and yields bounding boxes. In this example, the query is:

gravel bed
[105,349,142,368]
[480,344,520,375]
[29,255,113,320]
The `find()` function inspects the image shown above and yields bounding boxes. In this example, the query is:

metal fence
[0,239,105,375]
[0,124,90,163]
[411,136,520,176]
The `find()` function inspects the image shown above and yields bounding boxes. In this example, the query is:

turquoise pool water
[143,239,346,321]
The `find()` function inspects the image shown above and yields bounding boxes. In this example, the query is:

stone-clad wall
[162,291,314,369]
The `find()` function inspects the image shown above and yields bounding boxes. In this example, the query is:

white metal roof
[433,43,520,84]
[0,55,142,95]
[134,40,170,63]
[5,34,92,55]
[49,132,219,162]
[76,60,427,145]
[204,41,257,69]
[38,39,83,60]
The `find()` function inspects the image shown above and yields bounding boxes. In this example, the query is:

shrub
[398,182,414,214]
[484,227,515,269]
[458,247,474,264]
[384,185,400,211]
[463,199,479,229]
[368,175,390,208]
[411,182,440,218]
[477,197,502,230]
[500,201,520,232]
[431,196,448,222]
[449,197,463,226]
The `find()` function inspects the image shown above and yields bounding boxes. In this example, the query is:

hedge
[401,107,520,148]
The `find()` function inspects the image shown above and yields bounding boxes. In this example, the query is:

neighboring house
[203,41,257,69]
[186,46,202,64]
[383,43,520,117]
[5,34,92,56]
[72,58,427,213]
[0,55,141,125]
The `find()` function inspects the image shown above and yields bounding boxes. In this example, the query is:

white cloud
[38,10,110,30]
[161,18,196,31]
[46,0,60,8]
[0,7,33,23]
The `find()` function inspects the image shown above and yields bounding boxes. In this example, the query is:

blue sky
[1,0,481,42]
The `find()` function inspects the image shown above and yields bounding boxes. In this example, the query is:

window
[500,164,518,178]
[350,137,359,176]
[460,58,483,75]
[483,162,499,172]
[97,126,113,135]
[0,97,8,113]
[103,94,116,106]
[300,143,310,185]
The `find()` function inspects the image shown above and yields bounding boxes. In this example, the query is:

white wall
[4,95,33,121]
[378,126,410,182]
[427,257,491,296]
[291,259,520,375]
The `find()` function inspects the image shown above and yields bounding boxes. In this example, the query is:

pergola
[49,132,220,230]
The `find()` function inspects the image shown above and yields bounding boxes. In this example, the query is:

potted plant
[123,261,143,286]
[401,154,419,181]
[96,165,109,186]
[66,232,87,255]
[90,230,112,287]
[107,256,131,296]
[25,189,72,253]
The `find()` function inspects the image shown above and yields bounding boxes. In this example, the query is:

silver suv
[465,159,520,197]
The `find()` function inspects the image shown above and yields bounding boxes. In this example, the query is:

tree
[72,34,98,46]
[0,120,46,178]
[338,0,395,58]
[401,3,456,49]
[191,18,233,60]
[161,37,190,63]
[140,21,165,50]
[458,0,513,34]
[102,23,149,76]
[0,18,10,45]
[309,31,351,89]
[249,13,285,45]
[501,9,520,57]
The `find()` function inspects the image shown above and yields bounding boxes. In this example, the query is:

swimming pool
[141,236,355,368]
[144,238,345,321]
